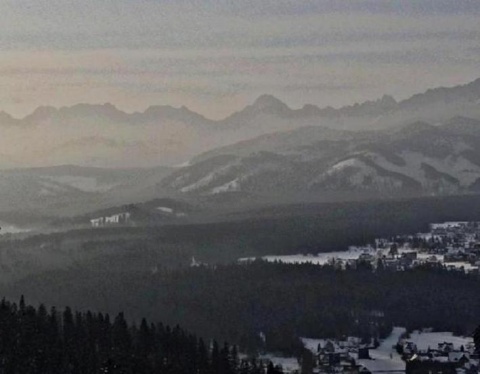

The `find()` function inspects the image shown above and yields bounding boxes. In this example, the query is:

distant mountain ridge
[4,77,480,123]
[0,165,173,217]
[3,117,480,219]
[160,116,480,199]
[8,102,210,125]
[1,77,480,169]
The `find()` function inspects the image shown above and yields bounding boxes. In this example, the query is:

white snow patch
[211,179,240,194]
[180,172,217,193]
[157,207,174,214]
[301,338,326,353]
[239,248,377,265]
[45,176,117,192]
[329,158,360,172]
[431,222,469,230]
[372,151,480,187]
[316,156,404,189]
[0,222,30,235]
[357,327,406,372]
[259,355,299,373]
[240,248,478,273]
[444,262,478,271]
[408,331,473,351]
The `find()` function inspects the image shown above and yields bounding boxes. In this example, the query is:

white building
[90,212,131,227]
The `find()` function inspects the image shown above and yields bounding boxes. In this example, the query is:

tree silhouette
[0,296,273,374]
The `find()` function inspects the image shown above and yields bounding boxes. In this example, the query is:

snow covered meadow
[0,222,30,235]
[239,247,479,272]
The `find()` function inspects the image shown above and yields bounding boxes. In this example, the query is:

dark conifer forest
[0,296,284,374]
[4,262,480,356]
[3,194,480,365]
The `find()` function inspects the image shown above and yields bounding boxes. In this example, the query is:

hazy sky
[0,0,479,119]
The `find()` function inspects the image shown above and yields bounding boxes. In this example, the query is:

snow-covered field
[444,262,478,271]
[357,327,406,372]
[301,337,325,353]
[239,248,374,266]
[258,355,299,373]
[408,331,473,351]
[45,176,118,192]
[302,327,407,372]
[261,329,471,373]
[0,222,30,235]
[157,206,174,214]
[239,247,478,272]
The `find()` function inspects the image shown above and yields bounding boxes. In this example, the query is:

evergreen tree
[474,325,480,353]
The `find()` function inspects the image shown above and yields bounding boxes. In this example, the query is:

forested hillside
[4,262,480,356]
[3,193,480,284]
[0,296,281,374]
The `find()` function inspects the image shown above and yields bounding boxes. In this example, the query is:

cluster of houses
[398,339,479,373]
[90,212,131,227]
[257,223,480,374]
[383,221,480,273]
[426,222,480,267]
[311,338,374,373]
[325,221,480,274]
[289,334,478,374]
[87,204,188,228]
[325,247,440,273]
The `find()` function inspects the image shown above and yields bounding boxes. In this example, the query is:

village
[353,221,480,274]
[372,221,480,274]
[250,222,480,373]
[86,217,480,373]
[259,326,478,373]
[289,328,478,374]
[253,221,480,275]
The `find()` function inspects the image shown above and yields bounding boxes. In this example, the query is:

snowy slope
[357,327,406,372]
[163,117,480,197]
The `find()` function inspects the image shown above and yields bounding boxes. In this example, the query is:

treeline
[0,297,282,374]
[6,262,480,356]
[6,193,480,273]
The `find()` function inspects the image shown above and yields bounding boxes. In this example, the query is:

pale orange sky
[0,1,479,119]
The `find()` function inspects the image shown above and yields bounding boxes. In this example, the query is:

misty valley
[4,104,480,372]
[2,194,480,373]
[2,5,480,369]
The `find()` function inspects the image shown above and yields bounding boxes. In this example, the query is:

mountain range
[0,165,172,218]
[160,116,480,199]
[1,78,480,169]
[1,78,480,221]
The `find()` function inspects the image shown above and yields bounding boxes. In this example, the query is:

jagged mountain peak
[221,94,292,124]
[300,103,323,115]
[399,77,480,111]
[0,110,14,119]
[59,102,122,115]
[339,94,398,116]
[144,104,186,113]
[251,94,290,111]
[463,76,480,91]
[379,94,397,106]
[26,106,58,121]
[23,103,127,123]
[0,77,480,170]
[0,111,15,123]
[15,102,211,127]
